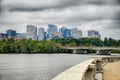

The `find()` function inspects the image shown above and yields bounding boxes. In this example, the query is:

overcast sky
[0,0,120,39]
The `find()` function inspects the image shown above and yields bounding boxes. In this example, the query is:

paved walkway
[102,61,120,80]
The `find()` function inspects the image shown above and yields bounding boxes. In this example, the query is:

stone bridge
[61,47,120,54]
[52,56,120,80]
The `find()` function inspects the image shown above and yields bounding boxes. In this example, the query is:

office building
[60,27,71,38]
[6,29,16,38]
[0,33,6,39]
[25,25,37,40]
[38,27,45,41]
[71,28,82,39]
[51,32,61,39]
[47,24,58,39]
[88,30,101,39]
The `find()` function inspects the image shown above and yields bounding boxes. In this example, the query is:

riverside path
[102,61,120,80]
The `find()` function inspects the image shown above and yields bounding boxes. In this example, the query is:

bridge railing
[52,56,120,80]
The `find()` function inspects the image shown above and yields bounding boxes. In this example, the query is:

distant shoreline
[0,52,120,54]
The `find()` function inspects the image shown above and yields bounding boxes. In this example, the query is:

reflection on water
[0,54,92,80]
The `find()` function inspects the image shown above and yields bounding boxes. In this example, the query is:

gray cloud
[7,0,80,12]
[0,0,120,39]
[1,0,119,12]
[117,0,120,4]
[109,20,120,29]
[0,0,2,13]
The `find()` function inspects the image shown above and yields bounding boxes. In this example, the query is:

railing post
[96,58,102,73]
[85,64,96,80]
[102,58,105,64]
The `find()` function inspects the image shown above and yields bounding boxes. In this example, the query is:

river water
[0,54,119,80]
[0,54,94,80]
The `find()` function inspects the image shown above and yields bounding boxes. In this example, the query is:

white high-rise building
[38,27,45,41]
[25,25,37,40]
[71,28,82,39]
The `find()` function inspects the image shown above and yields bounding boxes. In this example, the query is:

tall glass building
[60,27,71,38]
[71,28,82,39]
[47,24,58,39]
[38,27,45,41]
[25,25,37,40]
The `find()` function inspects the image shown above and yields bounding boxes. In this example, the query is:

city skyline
[0,25,101,40]
[0,0,120,39]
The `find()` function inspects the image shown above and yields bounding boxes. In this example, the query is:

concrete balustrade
[52,56,120,80]
[96,58,102,73]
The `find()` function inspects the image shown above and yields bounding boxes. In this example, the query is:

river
[0,54,94,80]
[0,54,119,80]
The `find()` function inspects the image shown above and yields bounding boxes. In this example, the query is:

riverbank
[102,61,120,80]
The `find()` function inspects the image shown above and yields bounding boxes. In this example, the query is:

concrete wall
[52,56,120,80]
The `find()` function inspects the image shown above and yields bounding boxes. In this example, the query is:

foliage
[65,42,77,47]
[0,37,120,53]
[0,38,62,53]
[52,37,120,47]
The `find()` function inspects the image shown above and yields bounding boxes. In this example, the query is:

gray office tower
[88,30,101,39]
[25,25,37,40]
[71,28,82,39]
[38,27,45,41]
[47,24,58,39]
[6,29,16,38]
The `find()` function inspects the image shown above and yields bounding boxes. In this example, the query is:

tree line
[0,38,61,53]
[0,37,120,53]
[52,38,120,47]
